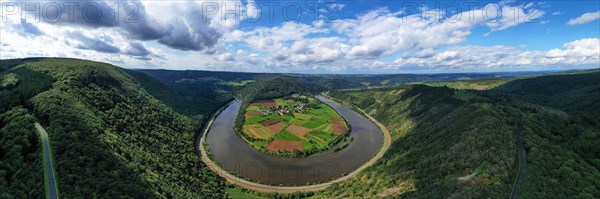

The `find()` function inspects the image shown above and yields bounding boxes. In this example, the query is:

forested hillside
[0,107,43,198]
[324,71,599,198]
[0,58,226,198]
[493,71,600,198]
[325,85,518,198]
[126,70,232,116]
[493,71,600,116]
[238,76,324,101]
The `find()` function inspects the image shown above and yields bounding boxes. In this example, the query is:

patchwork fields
[240,95,350,155]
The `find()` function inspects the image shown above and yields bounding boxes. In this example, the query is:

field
[240,94,349,155]
[242,124,272,139]
[266,140,303,152]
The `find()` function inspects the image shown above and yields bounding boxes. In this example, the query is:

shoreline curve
[197,95,392,193]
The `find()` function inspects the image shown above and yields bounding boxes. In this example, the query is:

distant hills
[492,72,600,116]
[135,67,571,102]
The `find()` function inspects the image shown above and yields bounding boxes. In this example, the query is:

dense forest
[238,76,324,100]
[323,71,599,198]
[0,58,226,198]
[492,72,600,198]
[0,107,44,198]
[126,70,233,116]
[325,85,518,198]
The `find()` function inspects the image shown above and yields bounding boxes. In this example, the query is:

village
[273,102,307,115]
[252,96,310,116]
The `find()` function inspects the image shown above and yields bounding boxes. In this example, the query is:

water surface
[205,96,383,185]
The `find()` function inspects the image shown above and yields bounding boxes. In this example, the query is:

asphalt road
[35,123,59,199]
[510,118,526,199]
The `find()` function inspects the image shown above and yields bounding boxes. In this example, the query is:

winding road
[198,96,392,193]
[35,123,59,199]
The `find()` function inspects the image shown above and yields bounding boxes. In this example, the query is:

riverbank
[198,95,392,193]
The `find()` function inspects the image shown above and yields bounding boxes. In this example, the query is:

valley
[1,58,598,198]
[2,1,598,198]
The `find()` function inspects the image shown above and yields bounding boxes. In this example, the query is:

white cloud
[225,21,326,48]
[567,11,600,25]
[545,38,600,58]
[327,3,345,11]
[327,7,477,59]
[216,52,235,61]
[245,0,260,19]
[2,0,596,73]
[388,38,600,70]
[333,2,544,59]
[1,0,245,53]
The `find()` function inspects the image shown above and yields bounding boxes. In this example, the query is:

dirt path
[35,123,60,199]
[510,117,526,199]
[198,97,392,193]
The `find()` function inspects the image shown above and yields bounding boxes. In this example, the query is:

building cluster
[272,102,307,116]
[294,103,306,112]
[257,110,270,116]
[276,108,290,116]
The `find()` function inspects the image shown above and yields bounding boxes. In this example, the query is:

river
[204,96,383,186]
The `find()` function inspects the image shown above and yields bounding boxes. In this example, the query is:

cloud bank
[1,0,598,73]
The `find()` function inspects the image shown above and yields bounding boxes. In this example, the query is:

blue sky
[0,0,599,73]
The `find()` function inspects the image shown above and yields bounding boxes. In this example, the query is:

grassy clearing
[245,114,278,124]
[290,118,307,126]
[273,130,302,141]
[309,130,335,142]
[252,140,269,148]
[314,123,334,134]
[1,73,19,88]
[275,99,287,106]
[247,105,261,112]
[301,119,325,129]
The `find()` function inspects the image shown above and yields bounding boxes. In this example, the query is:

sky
[0,0,599,74]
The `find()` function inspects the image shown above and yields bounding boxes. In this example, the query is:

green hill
[126,70,232,116]
[0,58,226,198]
[492,71,600,116]
[322,71,599,198]
[238,75,324,101]
[491,71,600,198]
[325,85,518,198]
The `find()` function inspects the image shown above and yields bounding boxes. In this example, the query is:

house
[294,103,306,112]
